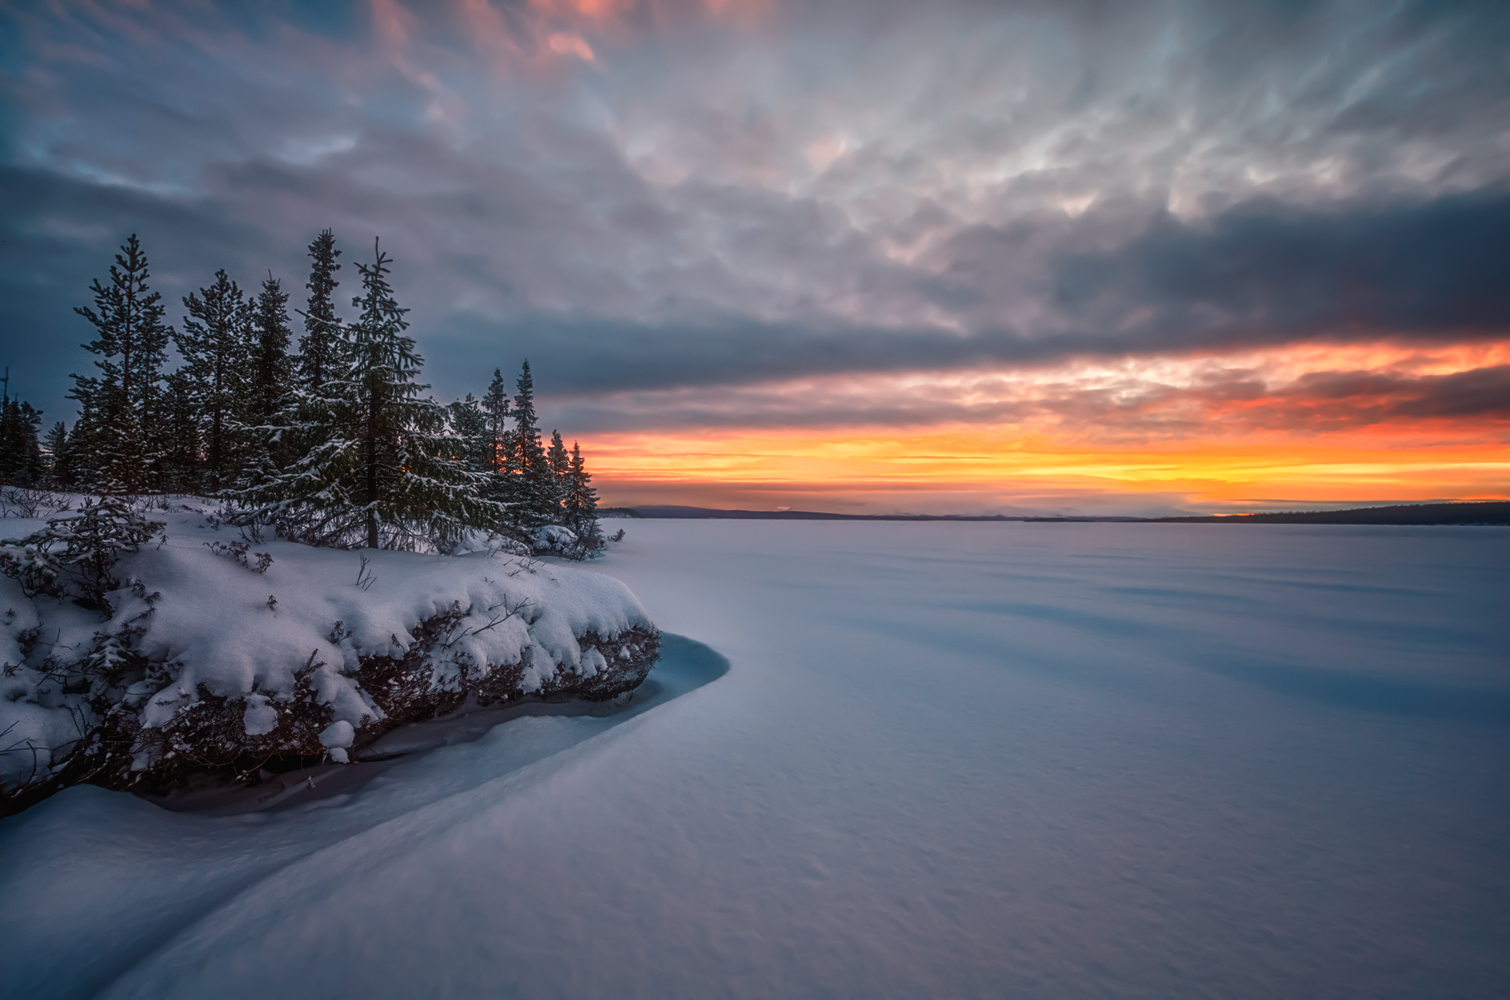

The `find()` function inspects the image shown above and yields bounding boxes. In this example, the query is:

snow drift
[0,497,658,808]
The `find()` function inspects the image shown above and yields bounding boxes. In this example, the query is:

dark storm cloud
[1030,363,1510,439]
[1,0,1508,427]
[542,359,1510,438]
[1047,190,1510,341]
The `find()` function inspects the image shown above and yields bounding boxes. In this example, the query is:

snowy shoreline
[1,499,660,810]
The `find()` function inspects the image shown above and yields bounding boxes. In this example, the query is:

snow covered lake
[3,520,1507,998]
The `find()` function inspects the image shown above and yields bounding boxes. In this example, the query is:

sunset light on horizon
[585,337,1510,512]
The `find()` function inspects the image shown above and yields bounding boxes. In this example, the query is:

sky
[1,0,1507,515]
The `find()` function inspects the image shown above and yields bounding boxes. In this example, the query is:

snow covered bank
[1,498,658,808]
[0,632,725,999]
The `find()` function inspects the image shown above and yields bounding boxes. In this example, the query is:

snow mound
[1,498,659,806]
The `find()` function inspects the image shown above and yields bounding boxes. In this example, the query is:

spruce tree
[162,371,202,492]
[297,230,343,393]
[249,275,294,425]
[43,421,68,488]
[563,441,604,556]
[239,275,296,488]
[445,394,490,473]
[510,360,552,529]
[63,401,97,491]
[546,429,570,523]
[176,269,252,491]
[70,234,172,494]
[239,239,495,549]
[480,368,512,474]
[0,395,44,484]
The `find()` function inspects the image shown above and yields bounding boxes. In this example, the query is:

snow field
[3,520,1507,998]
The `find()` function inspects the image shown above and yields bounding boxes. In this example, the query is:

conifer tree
[249,275,294,425]
[162,371,201,492]
[70,234,172,494]
[239,275,296,488]
[546,429,570,521]
[0,395,44,484]
[63,400,97,490]
[445,394,489,472]
[239,239,495,549]
[510,360,553,529]
[563,441,604,556]
[480,368,512,474]
[176,269,252,491]
[297,230,343,393]
[43,421,68,488]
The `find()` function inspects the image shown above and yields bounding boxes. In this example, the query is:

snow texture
[0,500,652,790]
[2,520,1507,998]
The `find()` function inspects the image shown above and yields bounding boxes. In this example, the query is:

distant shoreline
[601,500,1510,526]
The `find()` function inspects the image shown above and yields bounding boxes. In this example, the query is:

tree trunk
[366,384,379,548]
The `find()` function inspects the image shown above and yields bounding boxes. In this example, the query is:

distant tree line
[0,232,605,557]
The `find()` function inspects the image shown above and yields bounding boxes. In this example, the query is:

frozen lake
[3,521,1507,998]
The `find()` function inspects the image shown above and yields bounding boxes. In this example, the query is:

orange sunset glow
[580,338,1510,513]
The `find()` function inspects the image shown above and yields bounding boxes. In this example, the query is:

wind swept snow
[2,521,1507,998]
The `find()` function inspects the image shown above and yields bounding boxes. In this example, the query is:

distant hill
[1155,501,1510,525]
[601,501,1510,526]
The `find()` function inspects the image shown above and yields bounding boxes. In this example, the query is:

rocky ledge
[2,504,659,813]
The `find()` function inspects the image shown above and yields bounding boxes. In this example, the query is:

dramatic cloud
[0,0,1506,509]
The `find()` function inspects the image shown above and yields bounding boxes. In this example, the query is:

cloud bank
[0,0,1506,491]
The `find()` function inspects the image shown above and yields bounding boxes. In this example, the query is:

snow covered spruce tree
[0,496,162,612]
[0,392,45,485]
[248,276,295,428]
[461,360,609,557]
[506,360,555,532]
[237,275,296,487]
[175,269,253,491]
[297,229,343,394]
[43,421,69,487]
[68,234,172,495]
[238,239,496,549]
[481,367,513,475]
[563,441,605,557]
[160,369,202,492]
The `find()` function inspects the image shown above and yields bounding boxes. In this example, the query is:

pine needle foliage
[176,269,252,490]
[0,496,162,612]
[49,229,609,556]
[68,234,171,494]
[238,239,497,549]
[297,229,343,393]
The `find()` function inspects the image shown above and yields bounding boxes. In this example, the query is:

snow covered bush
[533,524,577,555]
[0,496,659,814]
[0,496,163,610]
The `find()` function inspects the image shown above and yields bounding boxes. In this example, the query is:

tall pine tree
[546,429,570,522]
[509,360,554,530]
[43,421,69,488]
[480,368,512,475]
[563,441,603,556]
[239,275,296,488]
[176,269,252,491]
[249,275,294,425]
[0,394,44,485]
[161,370,201,493]
[70,234,171,494]
[239,239,495,549]
[297,230,343,393]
